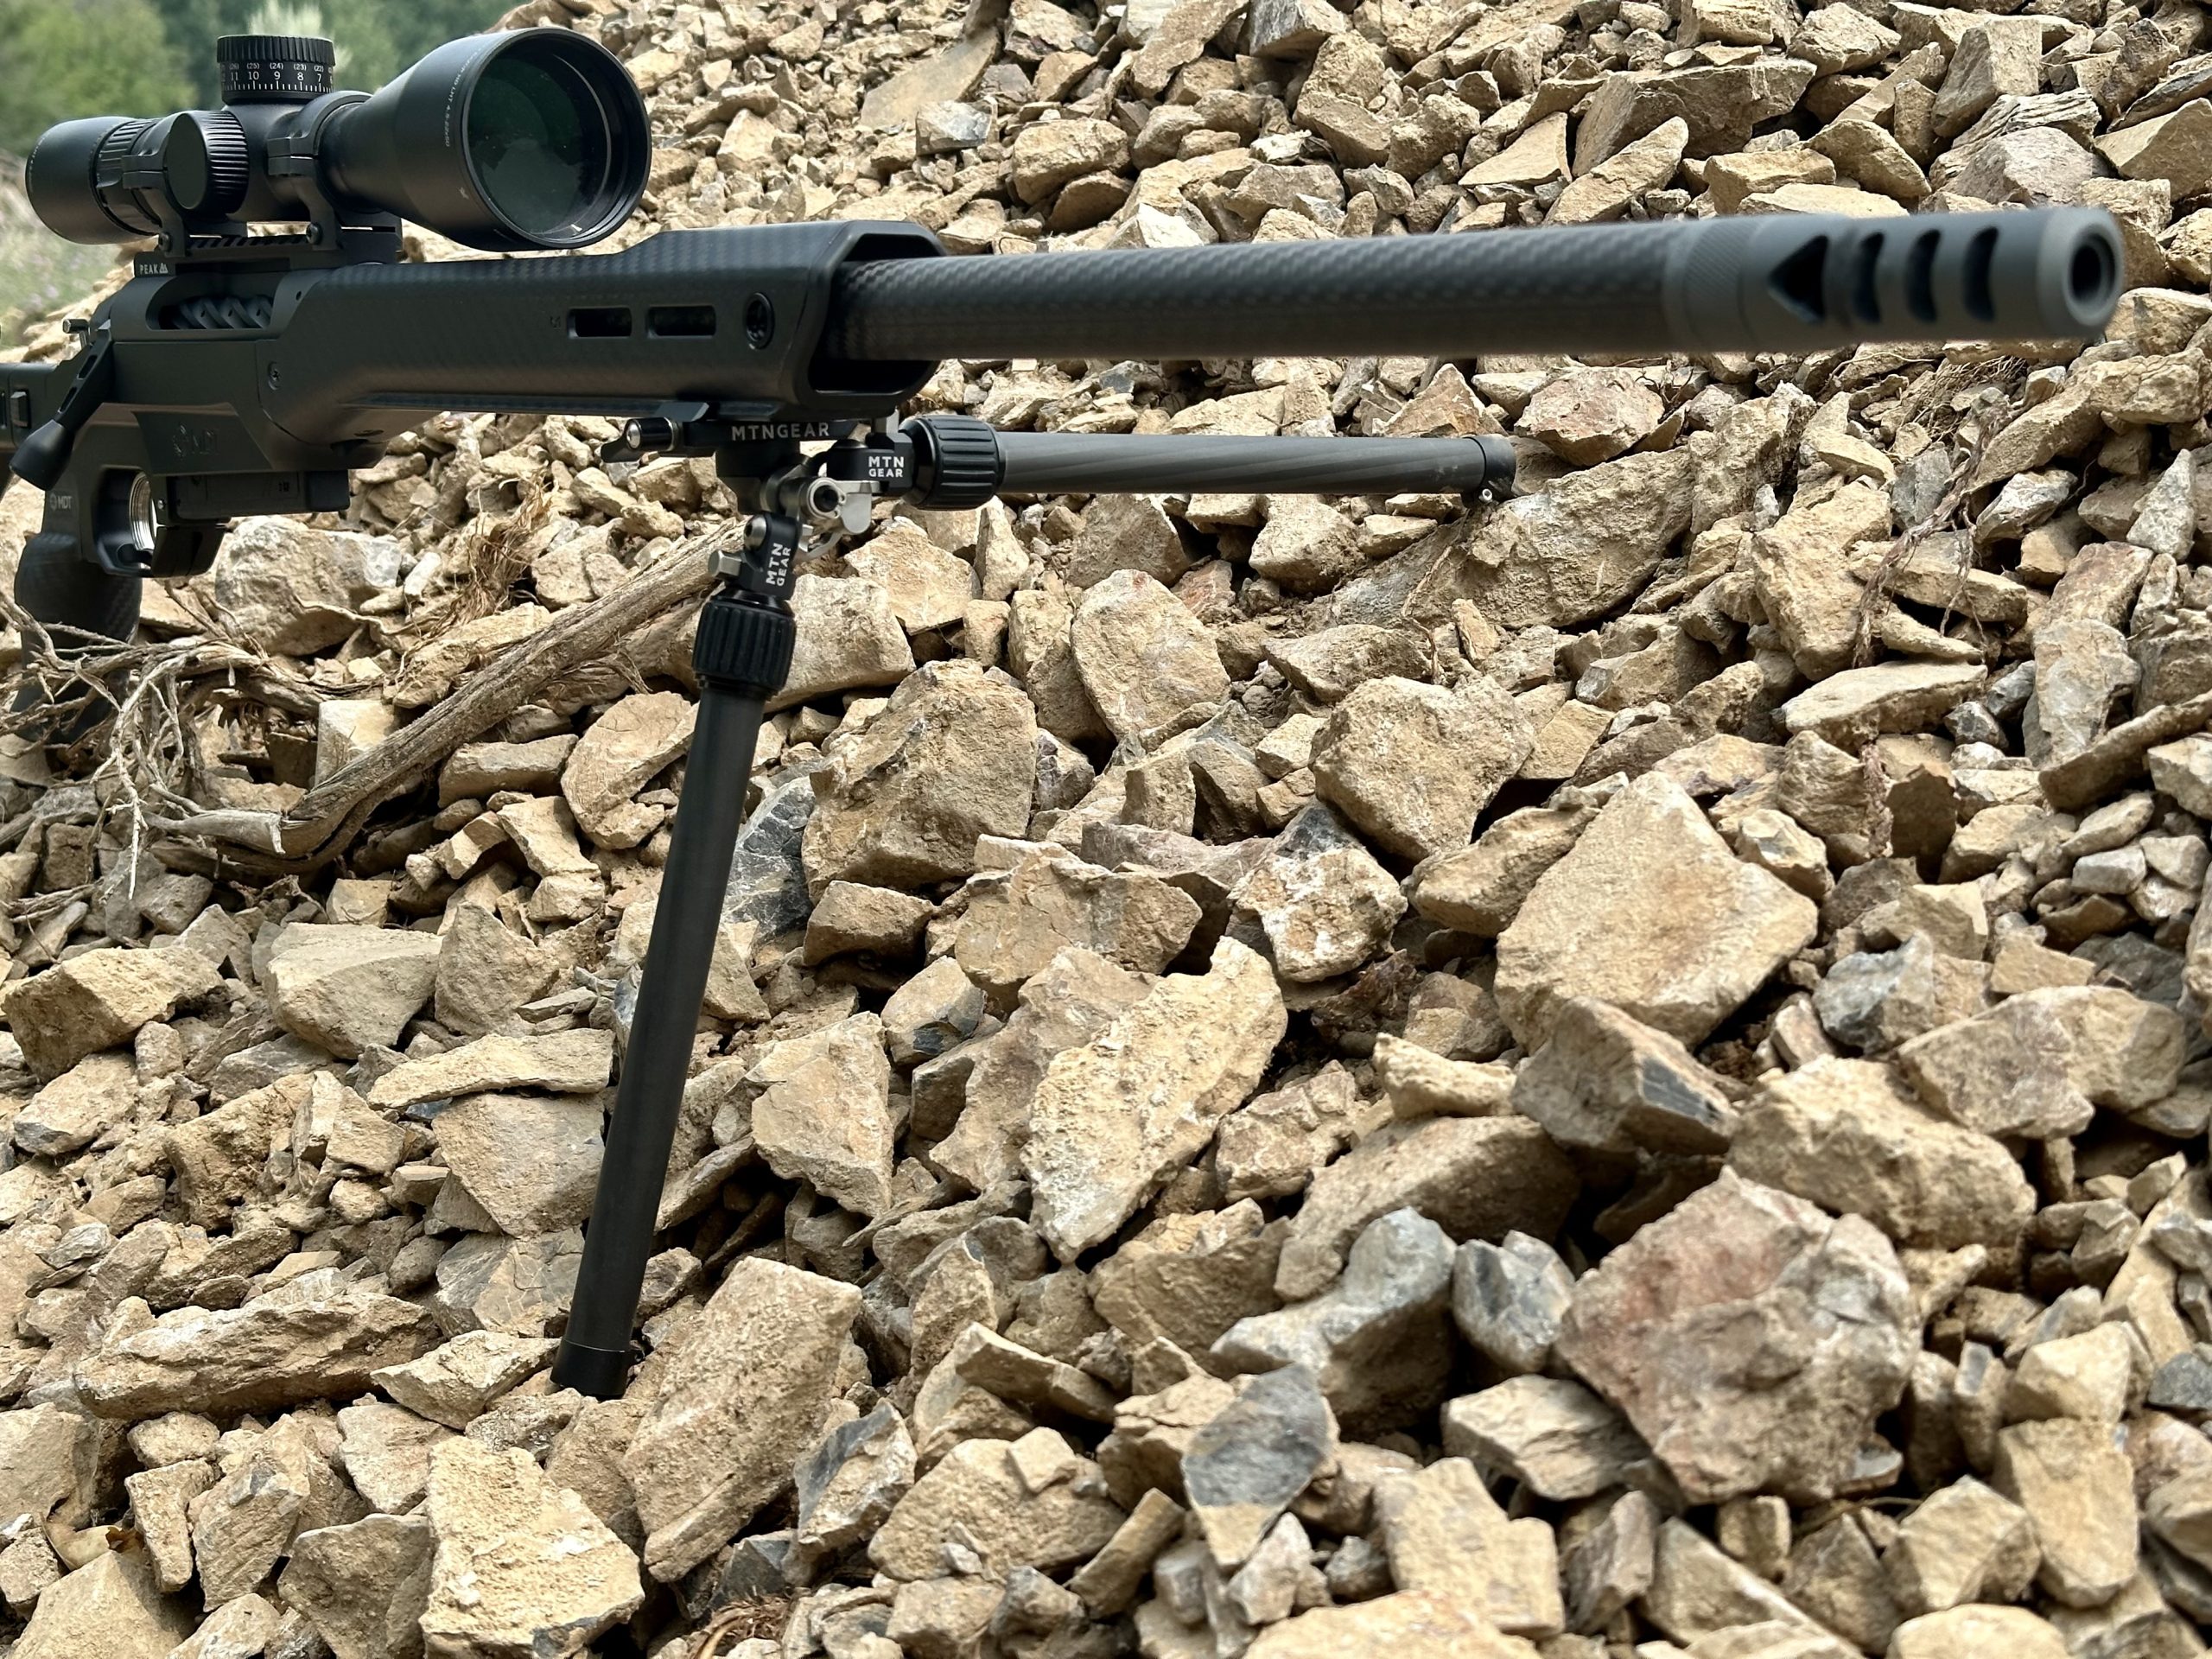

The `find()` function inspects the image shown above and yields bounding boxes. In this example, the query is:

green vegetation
[2,156,117,340]
[0,0,514,155]
[0,0,194,156]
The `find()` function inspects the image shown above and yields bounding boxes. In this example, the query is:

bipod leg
[553,520,798,1400]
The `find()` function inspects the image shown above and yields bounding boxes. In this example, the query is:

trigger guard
[83,477,225,581]
[147,524,226,581]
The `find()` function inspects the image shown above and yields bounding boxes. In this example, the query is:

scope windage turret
[25,29,649,253]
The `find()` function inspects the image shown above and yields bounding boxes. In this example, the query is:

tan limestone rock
[1496,773,1818,1049]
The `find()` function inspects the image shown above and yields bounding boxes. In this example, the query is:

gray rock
[724,766,823,936]
[1275,1116,1580,1300]
[792,1405,918,1568]
[2149,1347,2212,1412]
[1215,1208,1457,1436]
[1814,934,1989,1055]
[917,98,991,153]
[1565,1490,1657,1632]
[1451,1231,1574,1376]
[880,957,987,1066]
[1182,1365,1338,1570]
[430,1230,582,1338]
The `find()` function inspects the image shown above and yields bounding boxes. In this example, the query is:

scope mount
[145,86,396,266]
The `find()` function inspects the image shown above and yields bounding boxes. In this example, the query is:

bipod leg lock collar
[696,514,800,701]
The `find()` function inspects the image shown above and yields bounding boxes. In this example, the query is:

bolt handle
[8,327,116,491]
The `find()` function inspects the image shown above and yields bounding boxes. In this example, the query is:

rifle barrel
[823,207,2120,366]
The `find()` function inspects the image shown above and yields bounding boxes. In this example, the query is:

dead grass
[685,1598,791,1657]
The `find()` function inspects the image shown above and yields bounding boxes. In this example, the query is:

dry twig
[143,522,731,868]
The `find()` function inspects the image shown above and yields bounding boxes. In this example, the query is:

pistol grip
[15,530,142,649]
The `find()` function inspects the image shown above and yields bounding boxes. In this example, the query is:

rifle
[0,28,2122,1400]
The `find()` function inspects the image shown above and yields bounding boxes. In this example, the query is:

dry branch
[147,523,730,868]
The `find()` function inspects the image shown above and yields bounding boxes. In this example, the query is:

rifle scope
[26,29,649,253]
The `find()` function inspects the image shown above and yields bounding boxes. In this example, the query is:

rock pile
[1,0,2211,1652]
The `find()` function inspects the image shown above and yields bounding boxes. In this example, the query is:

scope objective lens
[466,48,612,241]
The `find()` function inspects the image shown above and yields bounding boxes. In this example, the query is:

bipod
[551,416,1515,1399]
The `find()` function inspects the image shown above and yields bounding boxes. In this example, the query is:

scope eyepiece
[24,29,648,255]
[321,31,650,252]
[26,118,147,244]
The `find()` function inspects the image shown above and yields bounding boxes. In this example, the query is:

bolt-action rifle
[0,27,2122,1398]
